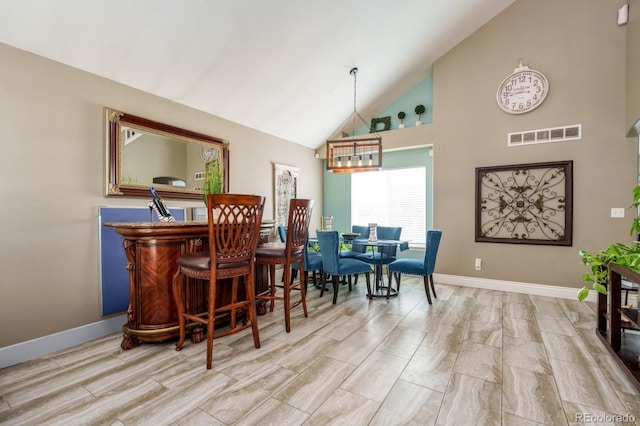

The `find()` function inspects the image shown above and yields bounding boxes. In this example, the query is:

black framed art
[475,161,573,246]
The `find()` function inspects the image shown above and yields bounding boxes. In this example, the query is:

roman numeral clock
[496,59,549,114]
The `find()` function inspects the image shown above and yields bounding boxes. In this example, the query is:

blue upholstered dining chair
[292,235,323,292]
[316,230,372,304]
[339,225,370,258]
[388,229,442,304]
[277,225,288,243]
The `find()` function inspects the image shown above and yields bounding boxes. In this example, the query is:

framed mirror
[105,107,229,200]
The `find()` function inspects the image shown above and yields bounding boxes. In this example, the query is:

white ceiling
[0,0,515,149]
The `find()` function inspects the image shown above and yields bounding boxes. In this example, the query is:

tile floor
[1,275,639,425]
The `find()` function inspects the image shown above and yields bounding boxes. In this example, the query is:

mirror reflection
[105,108,229,200]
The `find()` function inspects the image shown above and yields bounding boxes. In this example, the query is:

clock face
[496,69,549,114]
[200,146,217,163]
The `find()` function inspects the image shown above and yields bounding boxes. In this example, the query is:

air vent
[508,124,581,147]
[194,171,206,180]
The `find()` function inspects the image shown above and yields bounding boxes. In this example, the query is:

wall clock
[496,60,549,114]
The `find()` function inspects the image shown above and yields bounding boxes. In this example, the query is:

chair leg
[206,275,217,370]
[423,275,432,305]
[283,266,291,333]
[245,271,261,350]
[172,268,186,351]
[320,273,327,297]
[393,272,402,293]
[429,274,437,299]
[300,270,308,318]
[332,275,340,304]
[364,272,371,299]
[268,265,276,312]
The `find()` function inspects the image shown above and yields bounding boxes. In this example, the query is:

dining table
[351,238,409,299]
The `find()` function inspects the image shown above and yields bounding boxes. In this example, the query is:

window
[351,166,426,247]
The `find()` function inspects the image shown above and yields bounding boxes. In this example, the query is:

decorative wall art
[274,163,299,228]
[370,116,391,132]
[475,161,573,245]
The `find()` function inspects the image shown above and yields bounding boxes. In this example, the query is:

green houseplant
[398,111,406,128]
[202,158,224,205]
[415,104,426,125]
[577,185,640,301]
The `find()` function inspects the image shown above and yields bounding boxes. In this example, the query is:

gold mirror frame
[105,107,229,200]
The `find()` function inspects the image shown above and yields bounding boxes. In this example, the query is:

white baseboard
[434,273,597,302]
[0,314,126,369]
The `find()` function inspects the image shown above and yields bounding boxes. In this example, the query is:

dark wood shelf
[620,307,640,329]
[598,265,640,392]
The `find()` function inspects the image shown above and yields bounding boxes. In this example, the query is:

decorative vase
[323,216,333,231]
[368,223,377,242]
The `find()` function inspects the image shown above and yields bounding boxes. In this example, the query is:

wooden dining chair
[255,199,314,332]
[171,193,265,369]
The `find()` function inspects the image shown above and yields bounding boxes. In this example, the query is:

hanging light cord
[350,67,358,134]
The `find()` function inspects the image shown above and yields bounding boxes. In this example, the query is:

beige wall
[0,42,323,347]
[626,0,640,135]
[1,0,638,349]
[432,0,637,286]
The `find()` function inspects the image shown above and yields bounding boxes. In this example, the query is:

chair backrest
[376,226,402,256]
[285,199,314,264]
[423,229,442,274]
[376,226,402,241]
[350,225,370,253]
[277,225,287,243]
[316,230,340,275]
[207,193,265,267]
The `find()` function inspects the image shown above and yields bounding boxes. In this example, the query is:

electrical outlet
[475,258,482,271]
[611,208,625,218]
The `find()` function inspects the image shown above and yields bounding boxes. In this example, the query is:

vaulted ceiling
[0,0,515,149]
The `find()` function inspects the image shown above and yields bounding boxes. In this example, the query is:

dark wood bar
[104,220,274,350]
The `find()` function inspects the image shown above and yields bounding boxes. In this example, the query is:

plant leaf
[577,286,590,302]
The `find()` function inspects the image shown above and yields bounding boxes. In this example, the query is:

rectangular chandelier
[326,137,382,173]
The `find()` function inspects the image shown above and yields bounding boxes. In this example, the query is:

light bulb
[358,155,363,166]
[347,156,352,167]
[337,158,342,167]
[368,155,373,166]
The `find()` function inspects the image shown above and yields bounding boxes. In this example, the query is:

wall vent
[508,124,581,147]
[194,171,206,180]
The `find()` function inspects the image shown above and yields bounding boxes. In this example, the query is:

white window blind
[351,166,426,247]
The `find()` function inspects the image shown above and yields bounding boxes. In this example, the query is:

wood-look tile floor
[1,276,639,425]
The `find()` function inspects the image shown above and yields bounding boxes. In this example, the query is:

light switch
[611,208,625,218]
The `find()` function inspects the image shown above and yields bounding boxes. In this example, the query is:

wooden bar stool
[255,199,314,332]
[172,193,265,369]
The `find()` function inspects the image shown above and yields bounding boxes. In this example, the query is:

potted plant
[577,185,640,301]
[202,158,224,205]
[415,104,426,126]
[398,111,406,128]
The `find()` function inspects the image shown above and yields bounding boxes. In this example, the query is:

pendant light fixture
[326,67,382,173]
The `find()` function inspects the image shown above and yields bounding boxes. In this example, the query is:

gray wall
[432,0,637,286]
[0,42,323,348]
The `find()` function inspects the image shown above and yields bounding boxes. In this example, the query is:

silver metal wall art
[273,163,299,228]
[475,161,573,245]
